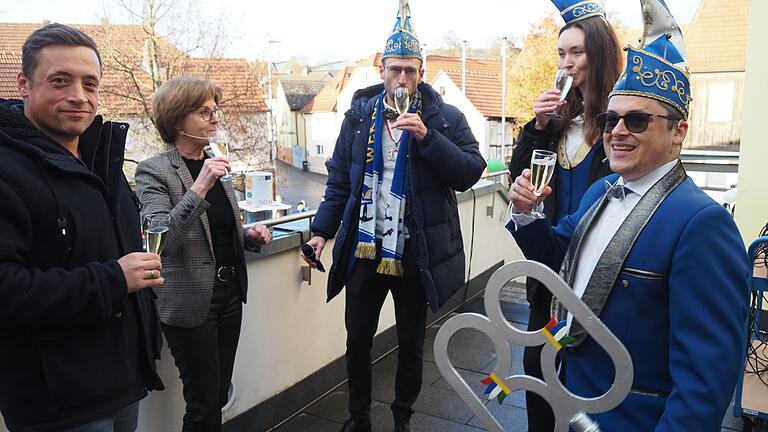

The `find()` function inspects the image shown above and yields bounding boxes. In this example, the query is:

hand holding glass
[546,69,573,121]
[528,149,557,219]
[144,214,170,255]
[394,87,410,115]
[207,130,232,181]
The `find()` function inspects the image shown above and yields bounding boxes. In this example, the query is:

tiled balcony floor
[273,291,747,432]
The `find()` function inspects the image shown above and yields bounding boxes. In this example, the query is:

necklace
[384,120,402,161]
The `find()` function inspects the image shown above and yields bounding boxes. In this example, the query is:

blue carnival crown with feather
[382,0,422,61]
[610,0,691,118]
[550,0,605,24]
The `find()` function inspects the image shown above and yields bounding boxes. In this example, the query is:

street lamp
[461,40,467,95]
[266,40,281,164]
[501,36,508,162]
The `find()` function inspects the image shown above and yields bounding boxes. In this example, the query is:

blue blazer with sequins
[509,173,749,431]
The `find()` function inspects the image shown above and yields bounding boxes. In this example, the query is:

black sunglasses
[596,112,680,133]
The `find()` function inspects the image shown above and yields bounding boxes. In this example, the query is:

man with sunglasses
[301,3,484,432]
[506,1,748,430]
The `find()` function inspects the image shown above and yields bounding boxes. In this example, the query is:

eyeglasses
[597,111,680,133]
[198,107,220,122]
[386,66,419,77]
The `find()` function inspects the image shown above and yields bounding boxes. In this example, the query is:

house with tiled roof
[274,70,333,168]
[426,55,508,159]
[298,53,509,174]
[685,0,749,150]
[300,66,356,174]
[0,21,269,173]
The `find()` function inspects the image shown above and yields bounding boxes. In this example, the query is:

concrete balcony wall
[0,182,521,432]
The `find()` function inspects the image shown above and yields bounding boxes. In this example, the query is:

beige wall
[687,72,745,150]
[734,0,768,244]
[134,184,522,431]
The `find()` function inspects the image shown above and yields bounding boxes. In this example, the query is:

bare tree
[90,0,270,172]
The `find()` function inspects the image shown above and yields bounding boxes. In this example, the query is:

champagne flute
[207,130,232,182]
[546,69,573,121]
[141,215,150,251]
[394,86,410,115]
[529,149,557,219]
[145,214,170,255]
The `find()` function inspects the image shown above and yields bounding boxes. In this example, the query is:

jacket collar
[0,98,128,174]
[347,82,448,129]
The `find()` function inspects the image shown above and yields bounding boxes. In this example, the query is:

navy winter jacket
[311,83,485,311]
[0,99,163,432]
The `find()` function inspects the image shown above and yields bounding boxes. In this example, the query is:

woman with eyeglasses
[507,7,622,432]
[135,75,271,431]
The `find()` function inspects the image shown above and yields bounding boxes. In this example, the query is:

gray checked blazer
[135,148,250,328]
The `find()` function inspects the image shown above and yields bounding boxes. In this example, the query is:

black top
[183,156,237,268]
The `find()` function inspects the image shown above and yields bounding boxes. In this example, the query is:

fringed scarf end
[376,257,404,276]
[355,242,377,260]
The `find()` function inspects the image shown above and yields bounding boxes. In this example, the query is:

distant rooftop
[427,55,504,118]
[0,21,267,114]
[686,0,749,73]
[300,66,353,113]
[280,80,328,111]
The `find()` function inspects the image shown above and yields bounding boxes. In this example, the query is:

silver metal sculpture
[434,260,633,431]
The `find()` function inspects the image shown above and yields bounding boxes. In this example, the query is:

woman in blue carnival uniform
[507,1,622,430]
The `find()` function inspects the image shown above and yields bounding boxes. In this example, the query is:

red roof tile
[426,55,504,117]
[0,22,267,115]
[0,51,22,99]
[300,66,353,113]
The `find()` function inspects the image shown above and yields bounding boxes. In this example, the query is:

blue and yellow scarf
[355,89,422,276]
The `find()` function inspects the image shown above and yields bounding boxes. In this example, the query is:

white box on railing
[244,171,273,206]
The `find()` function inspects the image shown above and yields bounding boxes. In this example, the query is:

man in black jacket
[0,24,165,432]
[301,5,485,432]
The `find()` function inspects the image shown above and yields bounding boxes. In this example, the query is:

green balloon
[486,158,506,173]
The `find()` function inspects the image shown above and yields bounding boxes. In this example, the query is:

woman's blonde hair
[152,75,223,143]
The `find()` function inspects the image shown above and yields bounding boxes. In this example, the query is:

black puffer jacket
[311,83,485,311]
[0,99,163,432]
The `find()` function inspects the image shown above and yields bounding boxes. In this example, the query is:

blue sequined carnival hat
[610,0,691,118]
[550,0,606,24]
[382,0,422,61]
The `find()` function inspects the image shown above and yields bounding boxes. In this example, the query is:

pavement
[274,161,328,213]
[271,287,748,432]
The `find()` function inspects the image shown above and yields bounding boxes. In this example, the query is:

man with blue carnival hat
[302,1,485,431]
[507,0,749,429]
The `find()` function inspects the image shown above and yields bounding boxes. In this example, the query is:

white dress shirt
[509,160,679,326]
[376,100,407,239]
[565,160,678,326]
[563,115,584,161]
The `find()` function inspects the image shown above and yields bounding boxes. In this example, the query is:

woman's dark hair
[557,17,623,144]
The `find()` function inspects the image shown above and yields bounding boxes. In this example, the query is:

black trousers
[345,242,427,426]
[162,279,243,432]
[523,285,555,432]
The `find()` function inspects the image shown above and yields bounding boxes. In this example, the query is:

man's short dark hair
[21,23,103,79]
[658,100,683,131]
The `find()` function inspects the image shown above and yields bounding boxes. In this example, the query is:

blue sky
[1,0,703,63]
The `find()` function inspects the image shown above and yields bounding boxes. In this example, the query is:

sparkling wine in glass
[529,149,557,219]
[394,86,410,115]
[207,130,232,181]
[547,69,573,121]
[145,214,170,255]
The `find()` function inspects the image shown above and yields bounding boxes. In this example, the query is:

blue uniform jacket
[510,173,749,431]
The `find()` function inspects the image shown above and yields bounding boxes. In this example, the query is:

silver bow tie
[604,180,630,201]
